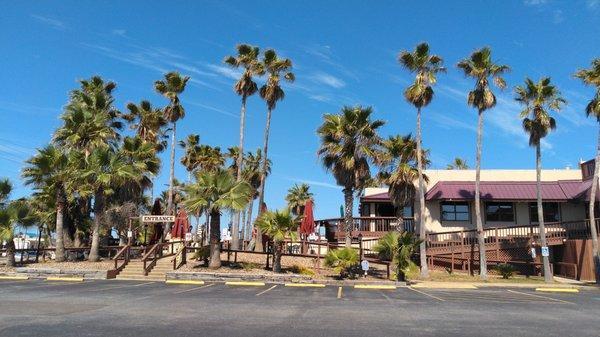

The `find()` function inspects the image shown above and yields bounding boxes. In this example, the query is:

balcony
[316,216,415,241]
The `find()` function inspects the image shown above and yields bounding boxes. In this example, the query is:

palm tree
[0,199,35,267]
[224,44,265,250]
[184,169,252,268]
[376,134,427,231]
[317,105,384,247]
[457,47,509,280]
[154,71,190,218]
[75,146,150,262]
[285,183,314,216]
[446,157,469,170]
[255,49,295,249]
[179,134,201,181]
[124,100,168,152]
[516,77,566,283]
[398,43,445,277]
[574,58,600,284]
[22,145,70,262]
[255,208,298,272]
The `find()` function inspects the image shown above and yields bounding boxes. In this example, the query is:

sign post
[361,260,369,278]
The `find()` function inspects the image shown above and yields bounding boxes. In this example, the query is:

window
[529,202,561,223]
[441,202,470,221]
[485,202,515,222]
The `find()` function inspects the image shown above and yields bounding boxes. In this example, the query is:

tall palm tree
[184,169,252,268]
[376,134,428,231]
[255,208,298,272]
[154,71,190,218]
[22,145,70,262]
[224,44,265,250]
[0,197,35,267]
[516,77,566,283]
[575,58,600,284]
[457,47,509,280]
[446,157,469,170]
[317,105,384,247]
[398,42,445,277]
[255,49,295,250]
[179,134,201,181]
[124,100,168,152]
[285,183,314,216]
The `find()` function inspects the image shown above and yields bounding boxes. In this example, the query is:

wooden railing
[113,245,130,271]
[142,241,182,276]
[318,216,415,238]
[171,244,187,270]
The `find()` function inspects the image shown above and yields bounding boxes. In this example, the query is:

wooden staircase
[115,257,173,281]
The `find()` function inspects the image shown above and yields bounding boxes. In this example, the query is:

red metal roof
[425,180,586,201]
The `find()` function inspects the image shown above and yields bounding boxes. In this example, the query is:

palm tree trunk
[232,96,248,251]
[240,207,247,249]
[5,238,16,267]
[165,122,177,237]
[536,144,553,283]
[255,107,273,251]
[88,190,104,262]
[273,241,283,273]
[415,107,429,278]
[343,187,354,248]
[588,128,600,284]
[54,189,66,263]
[204,209,210,246]
[474,109,488,280]
[208,209,221,268]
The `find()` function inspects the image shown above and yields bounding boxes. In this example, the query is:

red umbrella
[300,199,315,235]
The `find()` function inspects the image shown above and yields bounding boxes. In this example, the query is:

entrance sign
[541,246,549,257]
[140,215,175,223]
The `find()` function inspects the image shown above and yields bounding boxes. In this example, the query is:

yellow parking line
[284,283,326,288]
[0,276,29,280]
[225,281,265,286]
[354,284,396,290]
[165,280,205,285]
[535,288,579,293]
[46,277,84,282]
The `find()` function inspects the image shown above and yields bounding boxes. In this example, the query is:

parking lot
[1,279,599,337]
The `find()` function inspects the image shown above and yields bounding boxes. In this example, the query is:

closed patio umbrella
[300,199,315,235]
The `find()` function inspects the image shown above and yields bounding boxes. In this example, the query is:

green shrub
[288,264,316,276]
[193,246,210,264]
[373,232,399,261]
[324,248,360,279]
[495,263,516,279]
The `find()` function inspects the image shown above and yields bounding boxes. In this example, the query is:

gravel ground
[0,266,15,273]
[19,261,114,271]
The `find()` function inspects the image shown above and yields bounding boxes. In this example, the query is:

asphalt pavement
[0,279,599,337]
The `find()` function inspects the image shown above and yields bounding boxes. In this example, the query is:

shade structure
[171,208,190,239]
[300,199,315,235]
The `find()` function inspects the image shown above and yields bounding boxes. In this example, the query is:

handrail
[142,240,183,276]
[113,244,131,271]
[171,244,187,270]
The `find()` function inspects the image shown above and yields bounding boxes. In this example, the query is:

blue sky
[1,0,600,220]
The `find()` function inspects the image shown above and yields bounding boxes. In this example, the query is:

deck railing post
[495,228,500,261]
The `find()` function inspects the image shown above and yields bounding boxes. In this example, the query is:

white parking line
[173,284,214,294]
[256,285,278,296]
[85,282,155,292]
[507,289,575,305]
[408,287,445,302]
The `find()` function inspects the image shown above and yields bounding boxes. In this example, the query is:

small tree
[324,247,359,279]
[255,208,298,273]
[374,231,422,281]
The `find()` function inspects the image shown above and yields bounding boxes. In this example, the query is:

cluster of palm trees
[318,43,600,283]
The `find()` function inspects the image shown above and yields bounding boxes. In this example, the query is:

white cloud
[553,9,564,24]
[112,29,127,37]
[284,177,342,190]
[310,72,346,89]
[30,14,66,30]
[187,101,237,118]
[524,0,547,5]
[588,0,600,8]
[204,64,242,80]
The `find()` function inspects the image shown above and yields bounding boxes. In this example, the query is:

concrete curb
[407,280,590,290]
[9,268,111,280]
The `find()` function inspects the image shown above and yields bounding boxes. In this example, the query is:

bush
[495,263,516,279]
[373,232,399,261]
[193,246,210,265]
[324,248,360,279]
[288,264,316,276]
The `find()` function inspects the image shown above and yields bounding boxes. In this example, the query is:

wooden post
[495,228,500,261]
[451,240,455,273]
